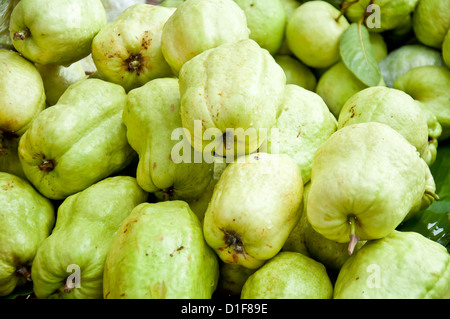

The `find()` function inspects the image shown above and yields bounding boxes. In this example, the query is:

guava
[234,0,286,55]
[307,122,429,254]
[161,0,250,75]
[0,172,54,297]
[345,0,419,32]
[337,86,432,165]
[18,78,135,200]
[217,262,256,297]
[103,200,219,299]
[412,0,450,49]
[334,231,450,298]
[240,251,333,299]
[9,0,107,65]
[379,44,445,88]
[274,55,317,91]
[92,4,175,92]
[393,65,450,141]
[179,39,286,158]
[203,152,303,269]
[260,84,337,184]
[286,1,349,68]
[0,49,46,137]
[123,77,214,201]
[277,0,301,55]
[31,176,148,299]
[35,61,86,106]
[301,182,366,272]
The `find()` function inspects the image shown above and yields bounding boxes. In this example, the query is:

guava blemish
[162,186,175,201]
[141,31,152,50]
[13,27,31,40]
[169,246,185,257]
[1,181,14,191]
[38,159,55,172]
[125,54,143,76]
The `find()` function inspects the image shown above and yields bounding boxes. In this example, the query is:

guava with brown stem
[9,0,107,66]
[31,176,148,299]
[123,77,214,202]
[0,172,54,297]
[18,78,135,200]
[92,4,175,92]
[307,122,429,255]
[203,152,303,269]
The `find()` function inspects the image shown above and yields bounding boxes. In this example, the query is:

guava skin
[92,4,175,92]
[334,231,450,299]
[179,39,286,158]
[203,152,303,269]
[31,176,147,299]
[307,122,428,246]
[9,0,107,66]
[103,200,219,299]
[123,77,214,201]
[286,1,350,68]
[0,172,55,297]
[0,49,46,137]
[240,251,334,299]
[161,0,250,75]
[18,78,136,200]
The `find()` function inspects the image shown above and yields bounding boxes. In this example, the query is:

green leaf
[398,140,450,252]
[339,22,382,86]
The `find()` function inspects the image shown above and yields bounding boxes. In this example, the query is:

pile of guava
[1,0,449,300]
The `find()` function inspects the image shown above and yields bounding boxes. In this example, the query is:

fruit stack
[0,0,449,300]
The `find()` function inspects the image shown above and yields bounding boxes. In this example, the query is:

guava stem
[347,215,359,255]
[126,54,142,76]
[13,28,31,41]
[128,60,140,71]
[336,0,359,22]
[425,189,440,201]
[38,159,55,172]
[64,282,73,294]
[16,266,31,281]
